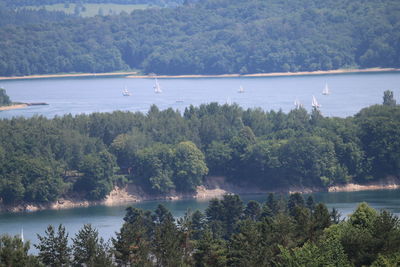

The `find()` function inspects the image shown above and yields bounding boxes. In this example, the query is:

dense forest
[0,0,189,8]
[1,195,400,266]
[0,90,398,206]
[0,0,399,76]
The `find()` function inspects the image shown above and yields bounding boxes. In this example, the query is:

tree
[113,207,153,266]
[0,88,11,106]
[244,200,261,221]
[278,235,351,267]
[173,141,208,192]
[35,224,71,267]
[383,90,396,106]
[193,230,227,267]
[72,224,113,267]
[76,151,117,200]
[0,235,41,266]
[152,204,184,267]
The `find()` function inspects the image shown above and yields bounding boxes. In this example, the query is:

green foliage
[112,207,153,266]
[72,224,114,267]
[173,141,208,192]
[383,90,397,106]
[135,143,175,194]
[0,98,399,205]
[278,234,351,267]
[76,150,117,200]
[0,235,41,266]
[0,88,11,106]
[1,0,399,76]
[2,197,400,266]
[35,224,71,267]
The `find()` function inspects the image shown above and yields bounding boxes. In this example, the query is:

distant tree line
[0,0,399,76]
[0,91,399,206]
[0,0,188,7]
[1,195,400,266]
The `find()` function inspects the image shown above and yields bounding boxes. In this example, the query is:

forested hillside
[1,0,188,7]
[0,0,399,76]
[0,92,399,206]
[2,196,400,266]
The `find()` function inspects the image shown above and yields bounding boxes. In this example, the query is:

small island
[0,87,47,111]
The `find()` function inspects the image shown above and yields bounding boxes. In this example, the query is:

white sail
[312,95,321,108]
[238,85,245,93]
[294,99,303,109]
[20,228,24,243]
[153,78,162,93]
[322,83,330,95]
[122,87,131,96]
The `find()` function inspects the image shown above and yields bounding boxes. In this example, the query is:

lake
[1,189,400,253]
[1,71,400,252]
[1,71,400,119]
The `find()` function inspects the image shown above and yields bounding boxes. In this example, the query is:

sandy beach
[0,71,138,81]
[127,68,400,79]
[0,68,398,81]
[0,104,28,111]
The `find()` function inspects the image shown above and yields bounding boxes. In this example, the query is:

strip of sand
[0,104,28,111]
[0,71,138,81]
[0,68,398,81]
[127,68,400,79]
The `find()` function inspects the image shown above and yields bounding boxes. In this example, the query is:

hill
[0,0,399,76]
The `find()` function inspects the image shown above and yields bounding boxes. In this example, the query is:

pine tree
[383,90,396,106]
[152,204,184,267]
[113,207,153,266]
[35,224,71,266]
[72,224,114,267]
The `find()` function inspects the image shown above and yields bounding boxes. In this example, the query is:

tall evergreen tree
[35,224,71,266]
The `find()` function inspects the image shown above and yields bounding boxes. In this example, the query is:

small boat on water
[238,85,245,93]
[322,83,330,95]
[312,95,321,109]
[154,78,162,93]
[294,99,303,109]
[122,87,131,96]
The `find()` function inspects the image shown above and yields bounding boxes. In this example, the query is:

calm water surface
[1,72,400,119]
[1,72,400,252]
[1,189,400,253]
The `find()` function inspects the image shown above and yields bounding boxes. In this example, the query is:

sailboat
[322,83,330,95]
[312,95,321,109]
[153,78,162,93]
[122,87,131,96]
[294,99,303,109]
[20,228,24,243]
[238,85,245,93]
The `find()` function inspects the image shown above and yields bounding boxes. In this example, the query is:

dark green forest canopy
[2,196,400,266]
[0,0,399,76]
[1,0,189,7]
[0,95,399,205]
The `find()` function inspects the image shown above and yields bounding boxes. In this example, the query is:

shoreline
[0,71,138,81]
[2,177,399,213]
[0,68,398,81]
[0,104,28,111]
[127,68,400,79]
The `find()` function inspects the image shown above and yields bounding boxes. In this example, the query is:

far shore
[0,104,28,111]
[1,177,399,213]
[0,71,138,81]
[127,67,400,79]
[0,68,398,81]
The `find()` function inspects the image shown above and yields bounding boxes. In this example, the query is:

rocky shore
[1,177,399,213]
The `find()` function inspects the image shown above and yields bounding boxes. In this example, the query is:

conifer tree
[72,224,113,267]
[35,224,71,267]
